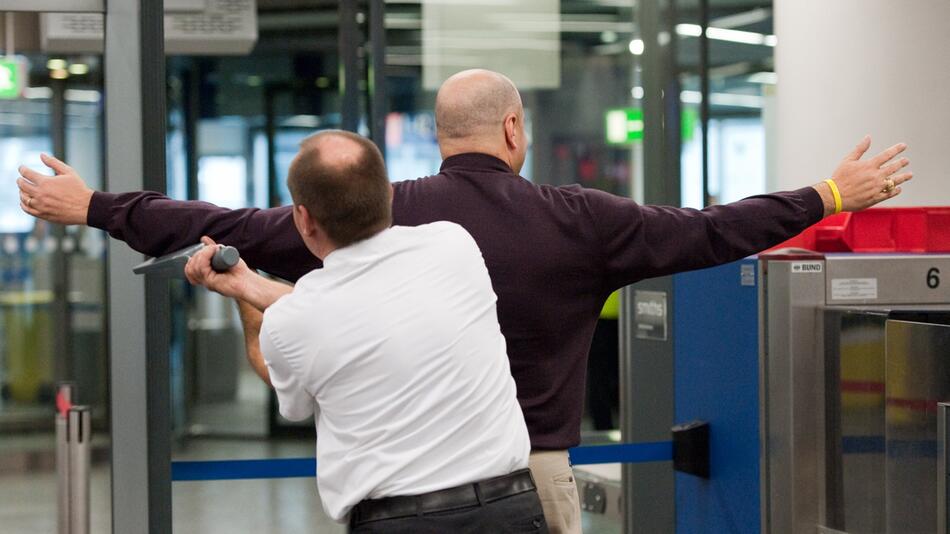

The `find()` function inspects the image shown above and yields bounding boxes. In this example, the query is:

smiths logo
[633,290,668,341]
[791,261,823,274]
[636,301,665,317]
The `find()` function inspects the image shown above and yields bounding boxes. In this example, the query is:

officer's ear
[292,204,318,238]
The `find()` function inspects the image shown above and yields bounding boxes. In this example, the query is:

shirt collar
[439,153,514,174]
[321,227,392,268]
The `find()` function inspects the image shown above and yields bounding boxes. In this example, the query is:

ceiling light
[47,59,67,70]
[675,24,777,47]
[709,92,763,108]
[600,30,618,43]
[631,86,644,99]
[50,69,69,80]
[711,8,772,30]
[748,72,778,85]
[23,87,53,100]
[705,27,766,45]
[68,63,89,75]
[65,89,101,103]
[282,115,321,129]
[628,38,644,55]
[675,24,703,37]
[681,90,702,104]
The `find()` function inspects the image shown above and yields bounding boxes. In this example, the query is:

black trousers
[348,489,549,534]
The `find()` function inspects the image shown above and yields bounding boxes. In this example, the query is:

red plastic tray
[767,207,950,253]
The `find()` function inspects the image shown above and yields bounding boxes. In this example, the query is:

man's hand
[184,236,257,299]
[186,236,293,310]
[17,153,95,225]
[816,136,913,216]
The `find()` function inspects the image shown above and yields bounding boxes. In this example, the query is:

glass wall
[385,1,636,193]
[676,0,775,208]
[0,11,109,530]
[0,60,106,420]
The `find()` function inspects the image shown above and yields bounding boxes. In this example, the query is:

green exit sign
[605,106,701,145]
[605,107,644,145]
[0,58,23,100]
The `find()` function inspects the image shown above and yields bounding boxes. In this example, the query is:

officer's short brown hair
[287,130,392,249]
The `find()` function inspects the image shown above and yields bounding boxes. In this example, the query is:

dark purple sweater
[88,152,824,449]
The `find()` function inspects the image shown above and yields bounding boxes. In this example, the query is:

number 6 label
[927,267,941,289]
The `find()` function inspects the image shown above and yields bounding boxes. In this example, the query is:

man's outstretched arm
[17,154,315,282]
[593,136,913,288]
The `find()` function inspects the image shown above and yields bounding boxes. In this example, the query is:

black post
[640,0,680,207]
[368,0,387,155]
[699,0,711,206]
[264,86,280,207]
[339,0,361,133]
[184,60,200,201]
[105,0,169,530]
[140,0,171,531]
[624,2,679,532]
[49,78,71,382]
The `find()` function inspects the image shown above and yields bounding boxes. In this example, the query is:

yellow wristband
[824,178,842,214]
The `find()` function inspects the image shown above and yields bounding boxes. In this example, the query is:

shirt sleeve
[87,191,318,281]
[585,186,825,289]
[259,320,316,422]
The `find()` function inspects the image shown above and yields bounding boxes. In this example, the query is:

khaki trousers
[528,450,581,534]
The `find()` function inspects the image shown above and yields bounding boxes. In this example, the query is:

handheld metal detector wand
[132,243,240,277]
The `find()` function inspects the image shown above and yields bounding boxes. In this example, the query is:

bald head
[288,130,391,249]
[435,69,523,142]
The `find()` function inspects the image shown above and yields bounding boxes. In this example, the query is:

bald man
[18,69,911,533]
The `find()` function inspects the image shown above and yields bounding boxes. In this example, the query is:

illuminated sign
[605,106,701,145]
[0,58,22,100]
[605,107,644,145]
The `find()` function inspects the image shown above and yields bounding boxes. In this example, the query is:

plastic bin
[768,207,950,253]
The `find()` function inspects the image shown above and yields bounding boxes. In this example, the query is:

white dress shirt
[259,221,530,522]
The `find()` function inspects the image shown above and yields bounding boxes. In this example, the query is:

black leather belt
[349,468,536,526]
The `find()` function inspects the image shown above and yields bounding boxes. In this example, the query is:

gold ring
[27,197,33,208]
[882,178,895,193]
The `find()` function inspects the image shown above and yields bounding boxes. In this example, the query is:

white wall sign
[40,0,257,55]
[422,0,560,91]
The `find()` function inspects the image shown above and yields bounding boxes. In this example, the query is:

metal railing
[55,383,91,534]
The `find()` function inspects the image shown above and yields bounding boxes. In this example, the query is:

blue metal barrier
[170,441,674,482]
